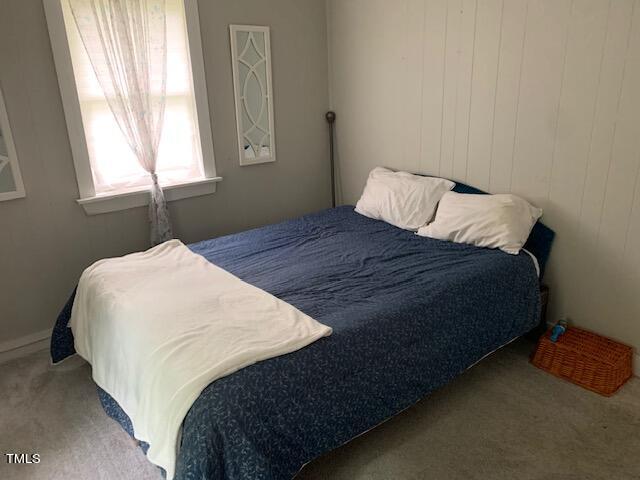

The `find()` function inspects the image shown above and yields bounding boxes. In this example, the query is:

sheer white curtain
[69,0,173,245]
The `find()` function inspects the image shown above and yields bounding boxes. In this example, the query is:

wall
[328,0,640,359]
[0,0,330,348]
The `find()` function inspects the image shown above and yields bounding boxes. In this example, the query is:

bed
[51,183,554,480]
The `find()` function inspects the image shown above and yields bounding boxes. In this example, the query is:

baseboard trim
[0,329,51,365]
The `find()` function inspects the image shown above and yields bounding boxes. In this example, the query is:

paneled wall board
[419,0,448,175]
[465,0,503,192]
[439,0,465,179]
[509,0,572,208]
[584,0,640,344]
[451,0,477,182]
[488,0,528,193]
[545,0,611,319]
[571,0,634,327]
[328,0,640,354]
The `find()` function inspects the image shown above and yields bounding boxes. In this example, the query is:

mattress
[51,206,542,480]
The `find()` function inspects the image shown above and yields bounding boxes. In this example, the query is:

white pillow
[355,167,455,231]
[416,192,542,254]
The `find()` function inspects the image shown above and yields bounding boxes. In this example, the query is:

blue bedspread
[51,206,541,480]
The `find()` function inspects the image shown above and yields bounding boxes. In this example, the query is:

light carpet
[1,339,638,480]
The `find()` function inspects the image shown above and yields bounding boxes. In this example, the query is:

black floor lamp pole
[326,111,337,208]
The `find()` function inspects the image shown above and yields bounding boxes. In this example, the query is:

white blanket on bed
[70,240,332,479]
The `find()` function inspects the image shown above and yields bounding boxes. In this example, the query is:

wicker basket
[531,326,633,396]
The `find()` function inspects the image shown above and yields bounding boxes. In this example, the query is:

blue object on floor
[51,206,546,480]
[550,319,568,342]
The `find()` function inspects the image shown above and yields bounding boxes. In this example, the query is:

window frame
[43,0,221,215]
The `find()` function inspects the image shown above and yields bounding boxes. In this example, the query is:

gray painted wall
[0,0,330,345]
[328,0,640,359]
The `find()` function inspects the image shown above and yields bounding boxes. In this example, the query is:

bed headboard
[451,181,555,279]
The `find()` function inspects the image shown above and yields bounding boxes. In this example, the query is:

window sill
[77,177,223,215]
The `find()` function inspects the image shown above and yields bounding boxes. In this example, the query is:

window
[44,0,220,214]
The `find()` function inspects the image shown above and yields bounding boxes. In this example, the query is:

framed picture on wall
[0,85,25,201]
